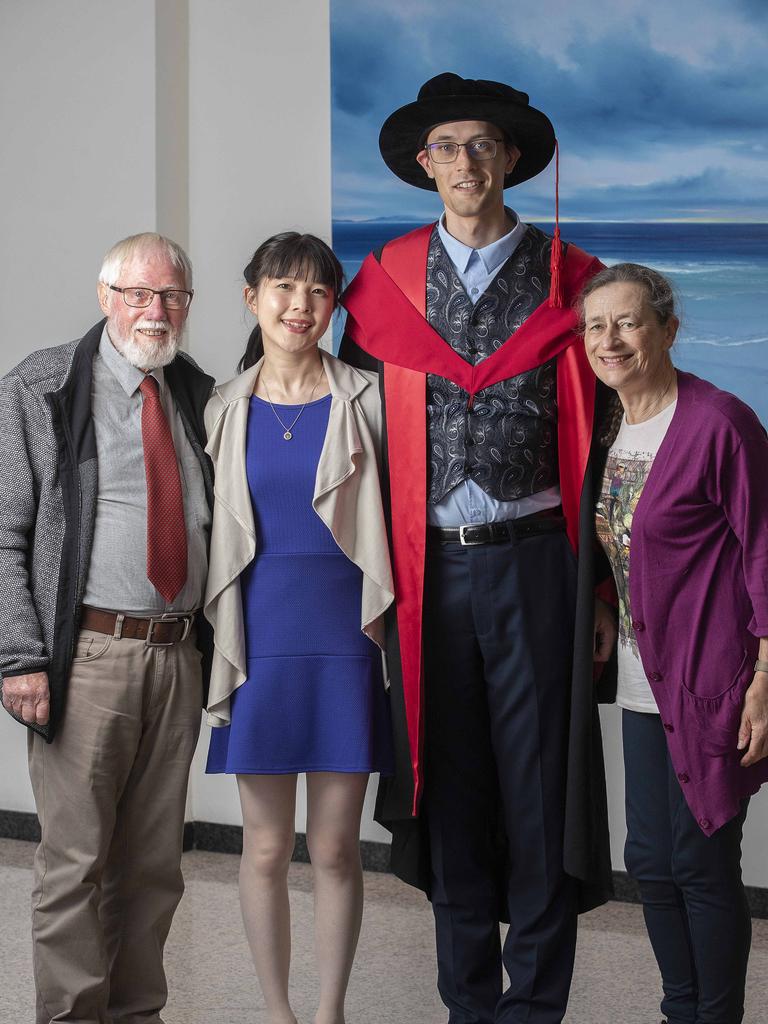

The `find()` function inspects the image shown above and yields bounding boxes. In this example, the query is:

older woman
[204,232,394,1024]
[580,263,768,1024]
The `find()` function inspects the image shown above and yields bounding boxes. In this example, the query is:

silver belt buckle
[458,524,487,547]
[145,613,193,648]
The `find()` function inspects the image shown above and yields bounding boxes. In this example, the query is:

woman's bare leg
[237,773,298,1024]
[305,772,370,1024]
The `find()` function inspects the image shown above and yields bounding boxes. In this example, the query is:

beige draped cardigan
[203,350,394,727]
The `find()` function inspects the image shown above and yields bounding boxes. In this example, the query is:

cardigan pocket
[681,649,749,758]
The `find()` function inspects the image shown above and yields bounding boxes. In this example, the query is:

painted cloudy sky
[331,0,767,222]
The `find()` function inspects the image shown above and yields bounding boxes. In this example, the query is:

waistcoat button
[677,772,689,784]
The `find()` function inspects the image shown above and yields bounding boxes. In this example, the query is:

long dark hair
[238,232,345,372]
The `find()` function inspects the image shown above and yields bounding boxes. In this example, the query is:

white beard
[108,319,182,369]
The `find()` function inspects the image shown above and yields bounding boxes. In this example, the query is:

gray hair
[576,262,678,329]
[98,232,193,289]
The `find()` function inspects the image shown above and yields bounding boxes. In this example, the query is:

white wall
[180,0,390,840]
[0,0,764,872]
[0,1,158,357]
[184,0,335,384]
[0,0,387,844]
[0,0,158,813]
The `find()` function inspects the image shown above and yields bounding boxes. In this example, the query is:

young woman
[203,233,394,1024]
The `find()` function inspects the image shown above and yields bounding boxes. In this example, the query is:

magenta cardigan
[627,371,768,835]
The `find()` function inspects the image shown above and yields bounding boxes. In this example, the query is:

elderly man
[341,75,616,1023]
[0,232,213,1024]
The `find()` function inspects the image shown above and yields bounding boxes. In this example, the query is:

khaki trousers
[28,627,203,1024]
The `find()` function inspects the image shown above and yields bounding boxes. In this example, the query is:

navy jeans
[622,709,751,1024]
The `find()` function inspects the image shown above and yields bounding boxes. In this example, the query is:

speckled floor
[1,838,766,1023]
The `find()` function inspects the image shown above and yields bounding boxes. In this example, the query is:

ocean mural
[330,0,767,423]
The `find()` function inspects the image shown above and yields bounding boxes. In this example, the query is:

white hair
[109,319,182,369]
[98,232,193,289]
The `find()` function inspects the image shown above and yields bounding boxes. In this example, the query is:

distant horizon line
[333,217,768,226]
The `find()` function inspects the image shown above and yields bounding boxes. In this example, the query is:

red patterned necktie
[139,375,187,602]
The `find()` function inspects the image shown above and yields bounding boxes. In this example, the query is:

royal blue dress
[206,394,394,775]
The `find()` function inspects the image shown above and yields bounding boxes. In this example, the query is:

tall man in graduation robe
[340,74,616,1023]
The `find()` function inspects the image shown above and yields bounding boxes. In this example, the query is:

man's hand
[738,670,768,767]
[2,672,50,726]
[593,598,617,664]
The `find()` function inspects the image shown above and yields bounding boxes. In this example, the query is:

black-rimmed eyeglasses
[425,138,504,163]
[108,284,193,310]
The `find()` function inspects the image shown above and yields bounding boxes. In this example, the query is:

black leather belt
[428,509,566,547]
[80,606,195,646]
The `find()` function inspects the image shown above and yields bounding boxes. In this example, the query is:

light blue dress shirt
[429,211,561,527]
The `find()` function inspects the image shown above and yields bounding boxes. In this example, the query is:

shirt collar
[99,325,165,397]
[437,207,527,275]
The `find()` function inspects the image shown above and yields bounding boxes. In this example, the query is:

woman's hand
[738,669,768,767]
[593,597,617,663]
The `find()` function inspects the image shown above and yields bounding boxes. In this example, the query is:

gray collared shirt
[82,328,209,613]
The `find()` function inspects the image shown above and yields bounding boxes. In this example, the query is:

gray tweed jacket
[0,320,214,741]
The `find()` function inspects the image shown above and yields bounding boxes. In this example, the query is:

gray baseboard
[0,809,40,843]
[3,811,766,918]
[188,821,768,917]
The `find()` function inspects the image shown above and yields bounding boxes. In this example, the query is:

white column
[0,0,158,814]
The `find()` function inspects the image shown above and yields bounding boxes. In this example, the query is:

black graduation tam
[379,72,556,191]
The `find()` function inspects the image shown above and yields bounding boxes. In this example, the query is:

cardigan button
[663,722,674,733]
[699,818,711,829]
[648,671,662,682]
[631,619,645,631]
[677,772,689,784]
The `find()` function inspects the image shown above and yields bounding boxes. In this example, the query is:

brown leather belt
[428,507,566,547]
[80,606,195,647]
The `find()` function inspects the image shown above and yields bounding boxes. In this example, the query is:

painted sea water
[332,221,767,425]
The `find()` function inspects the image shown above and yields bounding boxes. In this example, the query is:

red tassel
[548,138,563,308]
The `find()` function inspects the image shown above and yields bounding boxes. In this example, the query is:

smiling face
[416,119,519,228]
[98,244,189,369]
[582,281,678,399]
[246,276,335,358]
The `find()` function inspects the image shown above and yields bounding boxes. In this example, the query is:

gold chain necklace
[260,365,325,440]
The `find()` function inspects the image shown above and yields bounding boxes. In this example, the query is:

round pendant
[283,431,292,440]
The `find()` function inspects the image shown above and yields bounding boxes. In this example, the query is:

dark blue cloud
[331,12,418,117]
[729,0,768,20]
[384,17,768,148]
[331,1,768,221]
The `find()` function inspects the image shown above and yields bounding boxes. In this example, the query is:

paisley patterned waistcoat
[426,224,559,504]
